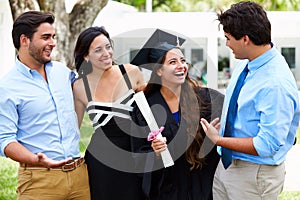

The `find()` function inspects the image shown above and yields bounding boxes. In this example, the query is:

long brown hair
[182,76,211,170]
[144,48,210,170]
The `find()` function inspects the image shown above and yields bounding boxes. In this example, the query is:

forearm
[4,142,38,164]
[217,137,258,156]
[74,100,85,128]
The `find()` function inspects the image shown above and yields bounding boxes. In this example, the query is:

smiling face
[224,32,248,60]
[85,34,113,71]
[157,47,188,88]
[26,22,56,65]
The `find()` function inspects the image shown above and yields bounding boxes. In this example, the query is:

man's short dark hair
[12,11,55,50]
[217,1,271,45]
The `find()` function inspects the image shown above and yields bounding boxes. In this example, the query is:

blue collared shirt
[219,46,300,165]
[0,58,81,160]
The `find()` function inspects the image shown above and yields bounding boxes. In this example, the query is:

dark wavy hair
[73,26,113,75]
[144,47,210,170]
[12,11,55,50]
[217,1,271,45]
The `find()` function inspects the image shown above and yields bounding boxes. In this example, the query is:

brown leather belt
[20,157,85,172]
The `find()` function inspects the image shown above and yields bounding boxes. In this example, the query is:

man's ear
[20,34,29,47]
[244,35,251,44]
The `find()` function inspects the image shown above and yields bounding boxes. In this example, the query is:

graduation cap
[130,29,186,70]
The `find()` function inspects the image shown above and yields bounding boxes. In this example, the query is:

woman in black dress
[131,40,224,200]
[72,26,145,200]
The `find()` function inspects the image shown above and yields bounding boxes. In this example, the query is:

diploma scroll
[134,91,174,168]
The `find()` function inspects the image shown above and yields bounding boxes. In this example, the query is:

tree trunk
[9,0,39,19]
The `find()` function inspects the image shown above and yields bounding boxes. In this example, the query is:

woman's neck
[160,86,181,113]
[89,64,113,79]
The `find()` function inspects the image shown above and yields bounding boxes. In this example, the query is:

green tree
[256,0,300,10]
[116,0,300,11]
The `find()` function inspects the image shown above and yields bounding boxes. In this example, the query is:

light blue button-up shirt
[219,46,300,165]
[0,58,81,160]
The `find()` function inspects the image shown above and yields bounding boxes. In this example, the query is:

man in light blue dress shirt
[0,11,90,199]
[201,2,300,200]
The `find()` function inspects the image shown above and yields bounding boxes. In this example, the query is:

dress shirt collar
[15,56,53,79]
[247,43,276,72]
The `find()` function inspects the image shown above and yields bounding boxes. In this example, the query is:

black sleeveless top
[83,65,134,127]
[82,65,144,200]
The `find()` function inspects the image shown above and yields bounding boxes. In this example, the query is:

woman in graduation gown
[131,41,224,200]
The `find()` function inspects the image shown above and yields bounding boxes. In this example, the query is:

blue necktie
[222,65,249,169]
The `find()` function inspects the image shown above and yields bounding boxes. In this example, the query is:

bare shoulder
[73,78,85,99]
[122,63,145,91]
[123,63,141,74]
[73,78,84,91]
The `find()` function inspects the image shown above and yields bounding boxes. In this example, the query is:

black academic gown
[131,87,224,200]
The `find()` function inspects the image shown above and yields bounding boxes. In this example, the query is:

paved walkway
[284,144,300,191]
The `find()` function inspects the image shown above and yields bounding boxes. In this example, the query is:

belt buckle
[62,160,76,172]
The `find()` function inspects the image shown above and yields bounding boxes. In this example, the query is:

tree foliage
[116,0,300,11]
[9,0,109,67]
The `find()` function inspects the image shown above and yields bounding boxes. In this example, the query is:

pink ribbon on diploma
[147,127,165,141]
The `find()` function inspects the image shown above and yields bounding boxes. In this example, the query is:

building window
[281,47,295,69]
[191,49,203,64]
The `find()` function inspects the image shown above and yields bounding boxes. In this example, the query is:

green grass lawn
[0,157,18,200]
[0,116,299,199]
[79,114,93,154]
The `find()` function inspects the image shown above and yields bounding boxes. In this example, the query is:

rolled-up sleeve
[253,86,296,157]
[0,92,18,156]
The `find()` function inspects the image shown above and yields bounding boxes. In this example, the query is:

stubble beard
[29,42,51,65]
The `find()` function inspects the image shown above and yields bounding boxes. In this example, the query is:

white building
[0,0,14,78]
[1,0,300,91]
[93,1,300,91]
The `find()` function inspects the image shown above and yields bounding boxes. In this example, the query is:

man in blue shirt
[0,11,90,199]
[201,2,300,200]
